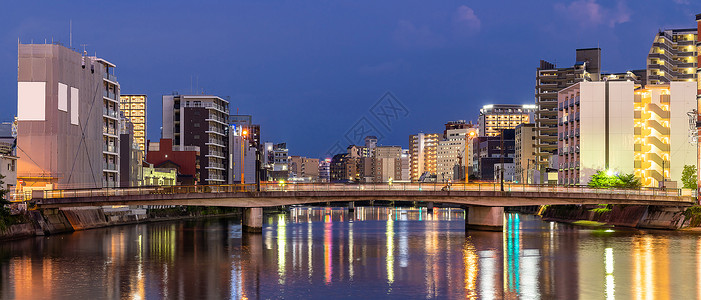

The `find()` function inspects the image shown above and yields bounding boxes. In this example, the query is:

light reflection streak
[277,214,287,284]
[605,247,614,300]
[463,238,478,299]
[308,219,313,281]
[479,250,497,300]
[324,210,333,285]
[386,210,395,285]
[504,213,521,297]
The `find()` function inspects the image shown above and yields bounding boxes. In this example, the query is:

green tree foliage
[587,170,642,189]
[0,174,8,216]
[681,165,698,190]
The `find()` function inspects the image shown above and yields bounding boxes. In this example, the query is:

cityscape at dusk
[2,1,701,299]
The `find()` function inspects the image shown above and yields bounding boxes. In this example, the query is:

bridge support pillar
[348,201,355,212]
[243,207,263,233]
[465,206,503,231]
[427,202,434,212]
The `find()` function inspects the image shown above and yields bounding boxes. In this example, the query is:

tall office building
[478,104,535,137]
[17,43,120,189]
[162,95,229,184]
[119,94,147,153]
[646,28,697,85]
[534,48,601,182]
[409,133,439,181]
[372,146,403,182]
[557,81,696,187]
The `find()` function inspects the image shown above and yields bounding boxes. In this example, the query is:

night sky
[1,1,699,158]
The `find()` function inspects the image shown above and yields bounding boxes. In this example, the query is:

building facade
[646,28,698,85]
[162,95,229,184]
[119,117,143,187]
[288,156,320,182]
[557,81,696,187]
[228,124,256,184]
[535,48,601,183]
[514,123,537,184]
[146,139,200,185]
[17,44,120,189]
[478,104,535,137]
[119,94,147,154]
[409,133,439,181]
[437,128,477,182]
[373,146,403,182]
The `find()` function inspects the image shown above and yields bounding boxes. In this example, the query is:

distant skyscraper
[162,95,229,184]
[17,43,120,188]
[119,94,147,153]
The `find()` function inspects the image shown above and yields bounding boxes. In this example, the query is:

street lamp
[464,130,477,184]
[241,128,248,185]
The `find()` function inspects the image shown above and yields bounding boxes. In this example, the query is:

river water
[1,207,701,299]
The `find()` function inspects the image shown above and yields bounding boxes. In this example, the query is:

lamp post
[500,128,505,192]
[241,128,248,185]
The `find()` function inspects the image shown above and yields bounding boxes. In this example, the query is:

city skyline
[1,1,699,158]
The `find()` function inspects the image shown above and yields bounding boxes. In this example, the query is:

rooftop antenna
[80,44,88,55]
[69,20,72,48]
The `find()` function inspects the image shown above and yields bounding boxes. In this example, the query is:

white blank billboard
[71,87,79,125]
[18,82,46,121]
[58,82,68,112]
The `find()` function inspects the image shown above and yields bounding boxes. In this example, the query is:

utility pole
[500,129,505,192]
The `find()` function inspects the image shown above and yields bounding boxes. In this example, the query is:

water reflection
[2,209,701,299]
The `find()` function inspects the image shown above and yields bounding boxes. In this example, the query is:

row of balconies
[559,145,580,155]
[557,96,580,111]
[103,108,119,119]
[103,90,117,101]
[103,162,117,171]
[182,101,230,114]
[558,113,580,125]
[206,174,225,181]
[206,126,225,136]
[558,161,580,170]
[558,129,580,140]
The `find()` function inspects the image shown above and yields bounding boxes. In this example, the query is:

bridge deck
[30,183,697,208]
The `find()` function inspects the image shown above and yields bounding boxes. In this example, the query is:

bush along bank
[539,204,692,229]
[0,206,241,241]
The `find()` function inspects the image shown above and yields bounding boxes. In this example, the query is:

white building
[436,128,477,182]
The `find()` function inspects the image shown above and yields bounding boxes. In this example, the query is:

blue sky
[1,0,699,158]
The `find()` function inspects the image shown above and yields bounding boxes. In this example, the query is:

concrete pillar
[348,201,355,212]
[466,206,504,231]
[243,207,263,233]
[427,202,434,212]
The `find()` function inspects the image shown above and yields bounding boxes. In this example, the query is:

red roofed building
[146,139,200,185]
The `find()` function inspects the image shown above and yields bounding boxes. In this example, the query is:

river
[1,207,701,299]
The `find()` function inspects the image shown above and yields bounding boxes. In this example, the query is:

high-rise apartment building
[557,81,696,187]
[535,48,601,182]
[17,43,120,189]
[228,124,256,184]
[119,94,147,153]
[478,104,535,137]
[646,28,697,85]
[409,133,439,181]
[162,95,229,184]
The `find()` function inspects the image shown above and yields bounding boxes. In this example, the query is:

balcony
[103,127,117,136]
[206,127,226,136]
[206,115,227,124]
[103,108,119,119]
[183,101,229,114]
[103,162,117,171]
[103,144,117,153]
[206,151,225,158]
[103,73,118,83]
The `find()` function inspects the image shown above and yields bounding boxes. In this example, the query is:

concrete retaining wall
[541,205,689,229]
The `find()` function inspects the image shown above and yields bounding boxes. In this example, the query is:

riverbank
[539,204,693,229]
[0,206,240,241]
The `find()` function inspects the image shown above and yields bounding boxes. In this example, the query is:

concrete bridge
[28,183,697,231]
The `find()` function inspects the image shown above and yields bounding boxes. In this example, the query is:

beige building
[557,81,696,187]
[119,94,147,153]
[288,156,320,182]
[17,43,120,189]
[647,28,697,85]
[437,128,477,182]
[514,123,537,184]
[373,146,403,182]
[409,133,439,181]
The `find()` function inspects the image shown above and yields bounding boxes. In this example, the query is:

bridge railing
[29,182,692,201]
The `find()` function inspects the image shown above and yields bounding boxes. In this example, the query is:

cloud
[554,0,631,28]
[393,20,444,48]
[672,0,690,4]
[453,5,481,34]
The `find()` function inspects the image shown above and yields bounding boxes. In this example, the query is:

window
[194,123,200,128]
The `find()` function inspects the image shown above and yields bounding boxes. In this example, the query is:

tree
[681,165,697,190]
[0,174,8,217]
[587,170,642,189]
